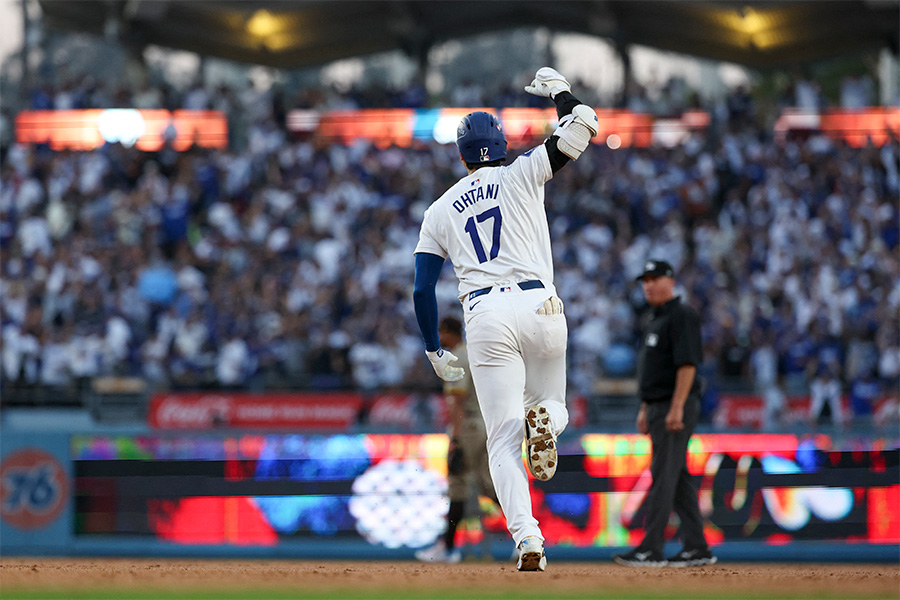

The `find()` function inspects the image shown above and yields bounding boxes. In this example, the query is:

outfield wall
[2,414,897,562]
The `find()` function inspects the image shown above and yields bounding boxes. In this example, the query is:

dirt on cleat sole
[525,406,557,481]
[518,551,545,571]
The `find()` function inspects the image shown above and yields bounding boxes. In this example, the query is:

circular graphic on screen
[0,448,68,530]
[348,459,447,548]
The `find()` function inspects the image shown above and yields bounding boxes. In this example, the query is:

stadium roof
[38,0,900,70]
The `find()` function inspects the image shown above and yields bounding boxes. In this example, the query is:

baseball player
[416,316,497,563]
[413,67,599,571]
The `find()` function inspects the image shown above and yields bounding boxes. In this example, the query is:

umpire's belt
[468,280,544,301]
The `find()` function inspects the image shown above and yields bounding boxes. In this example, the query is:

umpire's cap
[457,111,507,164]
[635,259,675,281]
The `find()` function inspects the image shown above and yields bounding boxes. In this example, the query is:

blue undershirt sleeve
[413,252,445,352]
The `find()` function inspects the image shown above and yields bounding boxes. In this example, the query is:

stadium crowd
[1,74,898,426]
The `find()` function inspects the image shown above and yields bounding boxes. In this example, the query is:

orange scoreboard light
[287,107,666,149]
[774,107,900,147]
[15,109,229,151]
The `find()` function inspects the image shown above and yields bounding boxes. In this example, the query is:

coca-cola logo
[368,395,414,426]
[154,395,232,428]
[149,393,365,429]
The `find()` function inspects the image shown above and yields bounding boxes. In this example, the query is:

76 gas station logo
[0,448,68,529]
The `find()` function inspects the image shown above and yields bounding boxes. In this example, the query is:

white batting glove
[426,349,465,382]
[525,67,571,99]
[537,296,565,315]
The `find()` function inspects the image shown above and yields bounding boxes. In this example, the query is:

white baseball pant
[463,283,569,546]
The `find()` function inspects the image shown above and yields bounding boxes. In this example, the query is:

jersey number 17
[464,206,502,264]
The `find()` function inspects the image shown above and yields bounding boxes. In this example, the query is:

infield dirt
[1,558,898,599]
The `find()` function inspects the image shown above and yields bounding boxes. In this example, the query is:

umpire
[613,260,717,568]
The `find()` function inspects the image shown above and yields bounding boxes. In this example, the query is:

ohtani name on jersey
[453,184,498,213]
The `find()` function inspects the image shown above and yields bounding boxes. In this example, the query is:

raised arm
[524,67,599,173]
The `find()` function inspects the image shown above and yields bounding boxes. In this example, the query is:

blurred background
[0,0,897,562]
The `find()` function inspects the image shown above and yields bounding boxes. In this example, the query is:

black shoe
[613,548,667,567]
[666,548,717,567]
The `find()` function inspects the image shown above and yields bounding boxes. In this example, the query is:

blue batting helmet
[456,111,507,163]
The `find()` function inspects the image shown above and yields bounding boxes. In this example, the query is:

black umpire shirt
[636,297,703,403]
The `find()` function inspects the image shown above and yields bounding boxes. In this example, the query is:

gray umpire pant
[638,394,707,554]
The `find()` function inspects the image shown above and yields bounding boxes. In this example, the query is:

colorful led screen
[71,433,899,550]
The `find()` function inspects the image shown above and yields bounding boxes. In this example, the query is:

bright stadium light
[736,7,766,35]
[719,6,784,50]
[97,109,146,147]
[433,115,461,145]
[246,10,280,38]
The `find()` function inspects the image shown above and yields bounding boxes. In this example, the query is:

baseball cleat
[665,548,717,567]
[516,536,547,571]
[415,541,462,563]
[613,548,667,567]
[524,406,557,481]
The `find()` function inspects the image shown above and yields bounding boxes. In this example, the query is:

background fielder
[415,316,498,563]
[412,67,598,571]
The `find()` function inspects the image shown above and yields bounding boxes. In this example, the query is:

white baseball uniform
[414,143,569,546]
